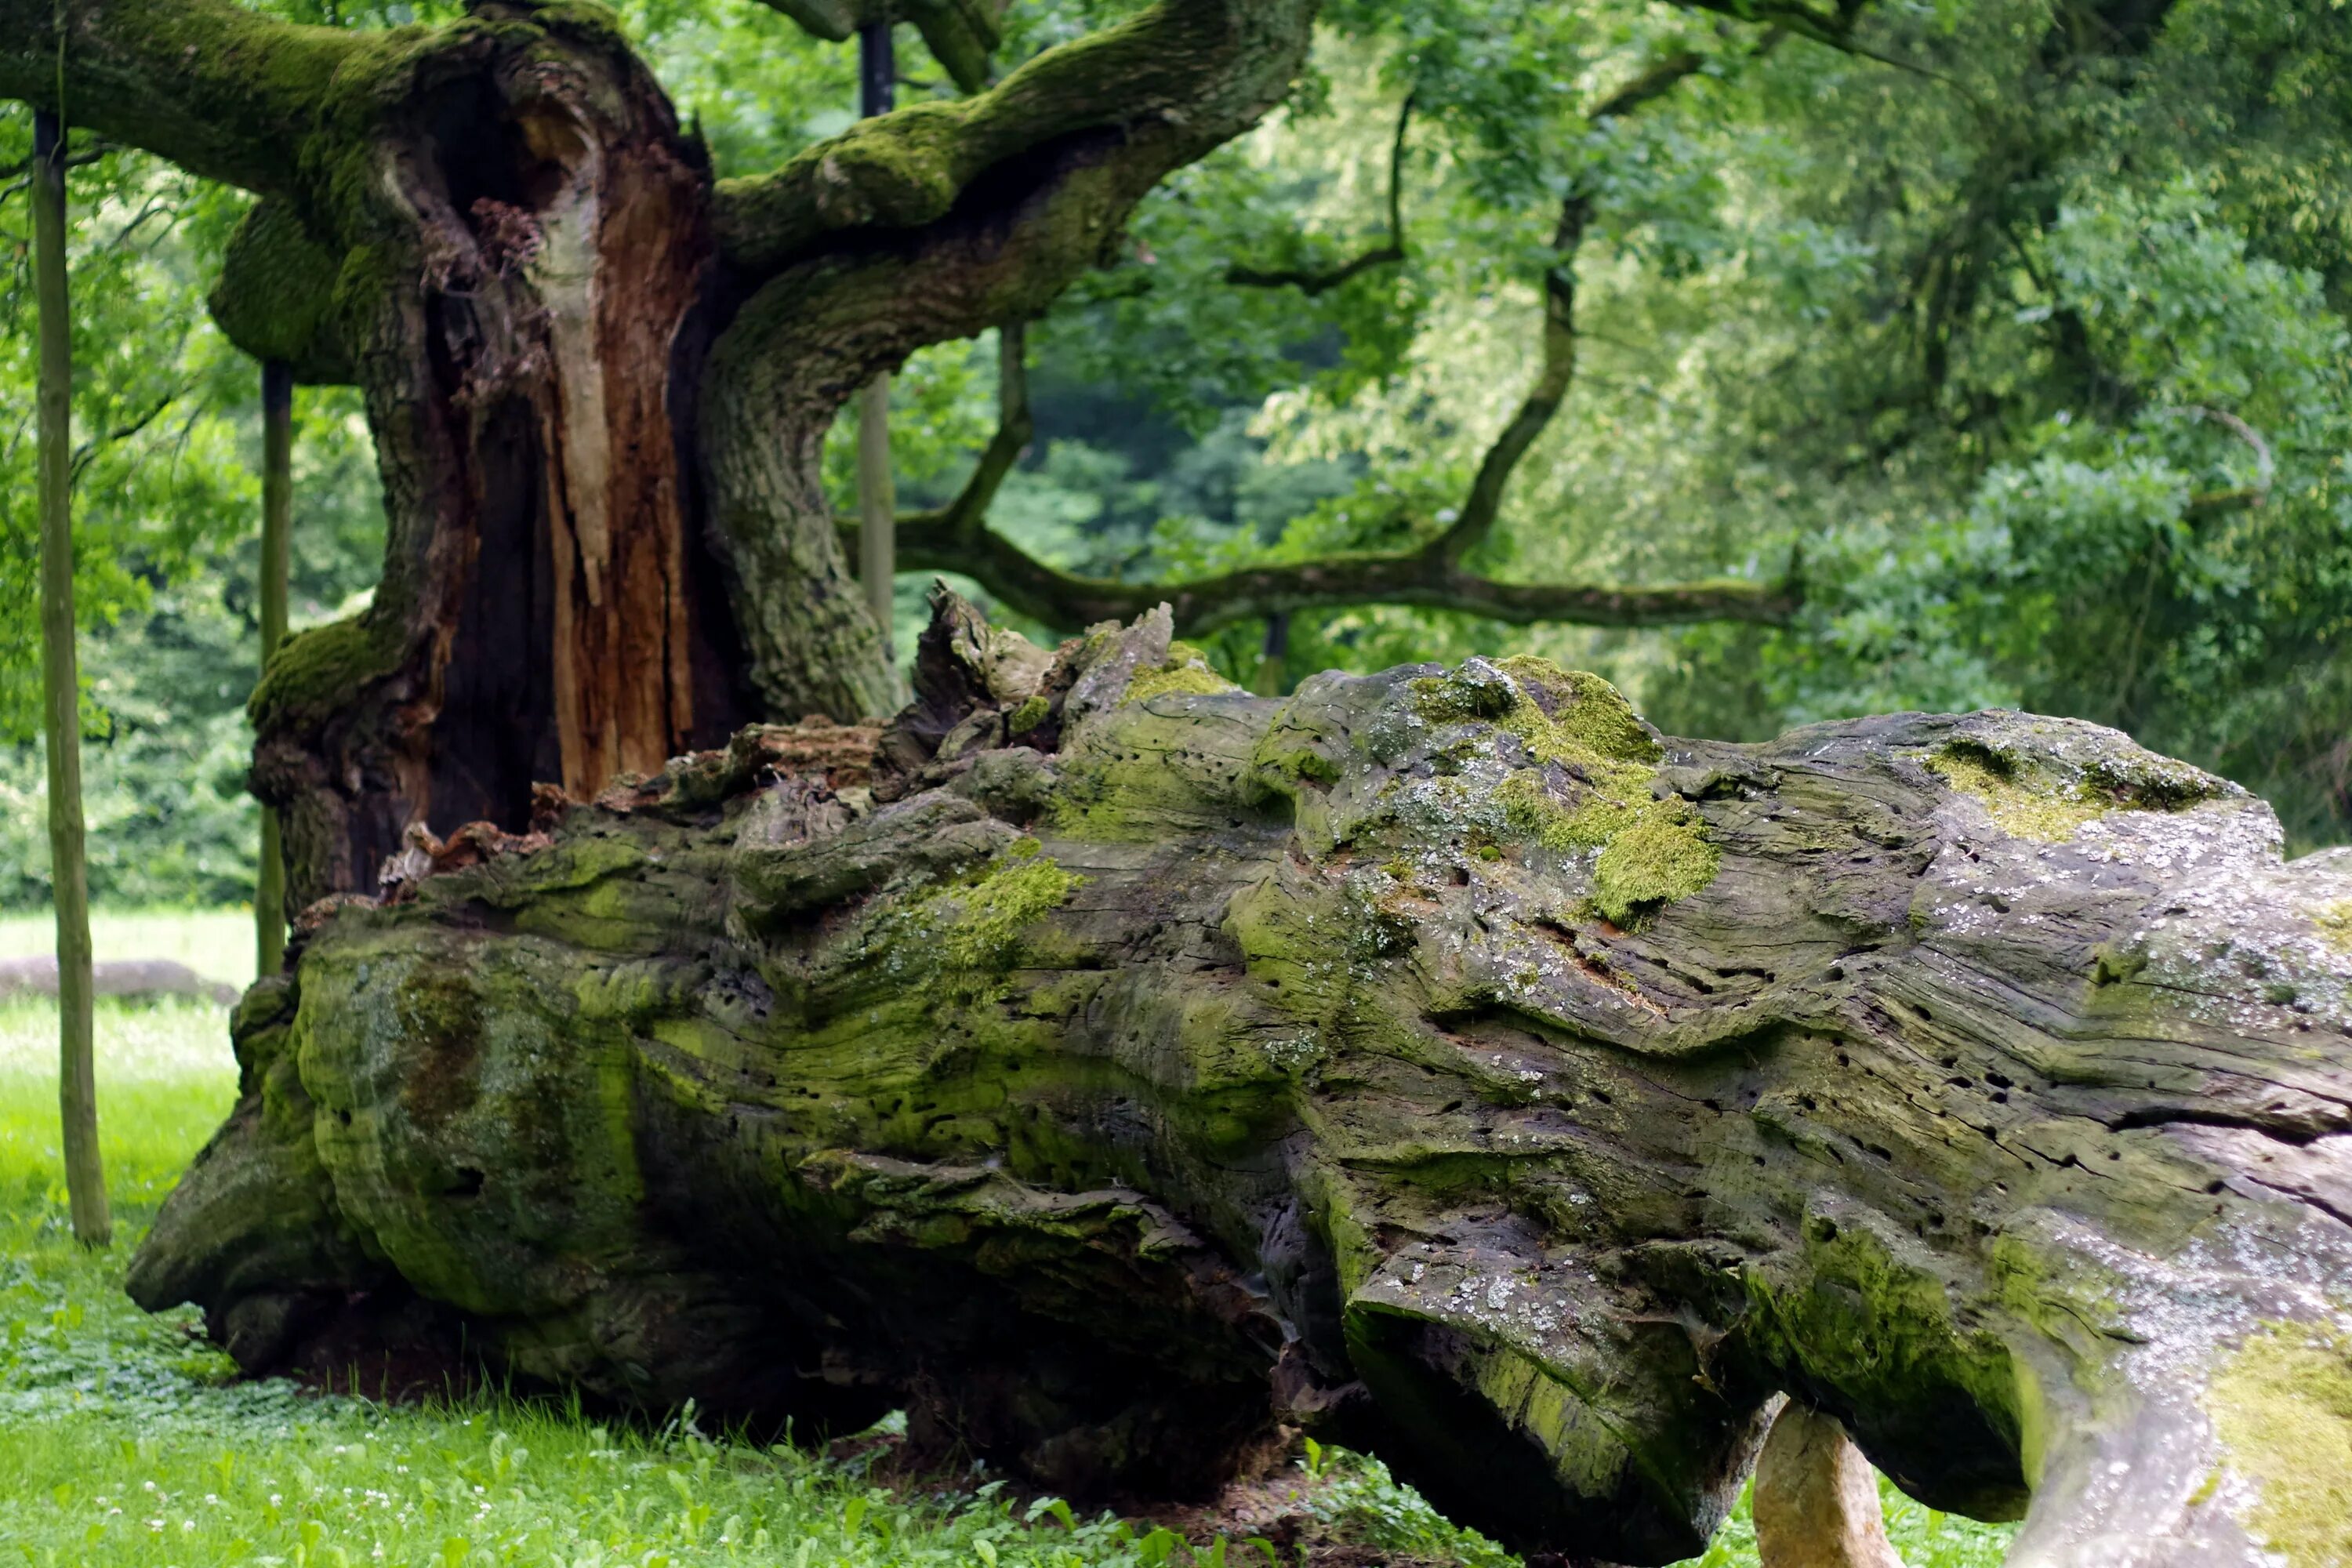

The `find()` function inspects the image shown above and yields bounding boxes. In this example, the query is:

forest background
[2,0,2348,909]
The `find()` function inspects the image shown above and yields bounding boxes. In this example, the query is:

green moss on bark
[1124,644,1239,706]
[1927,734,2226,843]
[247,613,404,734]
[2208,1323,2352,1565]
[1457,665,1716,924]
[1591,801,1719,926]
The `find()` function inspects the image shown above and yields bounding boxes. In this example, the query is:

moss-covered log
[130,593,2352,1567]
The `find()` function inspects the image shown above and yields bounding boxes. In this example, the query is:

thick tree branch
[1225,93,1413,296]
[713,0,1319,282]
[0,0,365,194]
[873,513,1797,636]
[702,0,1322,721]
[832,45,1788,644]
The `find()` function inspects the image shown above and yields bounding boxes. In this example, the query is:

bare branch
[833,46,1791,644]
[1226,93,1414,296]
[67,389,182,484]
[1426,49,1709,567]
[881,516,1799,636]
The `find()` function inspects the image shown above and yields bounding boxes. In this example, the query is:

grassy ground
[0,913,2016,1566]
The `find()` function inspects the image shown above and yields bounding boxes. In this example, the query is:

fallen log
[131,595,2352,1566]
[0,954,240,1007]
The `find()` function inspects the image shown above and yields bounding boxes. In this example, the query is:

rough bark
[131,593,2352,1568]
[29,2,767,912]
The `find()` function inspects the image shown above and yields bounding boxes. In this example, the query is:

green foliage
[0,107,257,746]
[916,0,2352,854]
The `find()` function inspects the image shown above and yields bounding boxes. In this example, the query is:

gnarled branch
[712,0,1319,283]
[0,0,369,194]
[855,47,1783,642]
[702,0,1323,720]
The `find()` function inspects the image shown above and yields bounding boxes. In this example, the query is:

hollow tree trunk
[211,10,765,911]
[131,594,2352,1568]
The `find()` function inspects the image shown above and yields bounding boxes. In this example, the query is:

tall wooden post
[255,361,293,976]
[34,108,111,1250]
[1253,612,1290,698]
[855,18,898,676]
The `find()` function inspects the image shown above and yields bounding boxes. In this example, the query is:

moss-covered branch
[0,0,372,193]
[711,0,1319,281]
[699,0,1320,720]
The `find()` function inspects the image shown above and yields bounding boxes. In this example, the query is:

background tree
[31,107,107,1247]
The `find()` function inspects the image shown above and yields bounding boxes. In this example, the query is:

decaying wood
[130,594,2352,1567]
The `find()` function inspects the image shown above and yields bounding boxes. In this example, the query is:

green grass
[0,916,2016,1566]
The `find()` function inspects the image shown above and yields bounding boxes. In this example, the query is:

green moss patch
[1592,801,1720,925]
[1927,747,2107,842]
[1124,642,1240,706]
[1494,657,1663,768]
[1451,664,1715,925]
[926,840,1087,977]
[2312,899,2352,953]
[1006,693,1051,736]
[2209,1322,2352,1565]
[1927,737,2223,844]
[248,613,404,734]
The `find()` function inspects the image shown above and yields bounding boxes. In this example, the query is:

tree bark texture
[33,107,111,1250]
[129,594,2352,1568]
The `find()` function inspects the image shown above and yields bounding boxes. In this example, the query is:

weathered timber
[132,595,2352,1567]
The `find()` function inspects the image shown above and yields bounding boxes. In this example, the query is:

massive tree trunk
[2,0,1316,916]
[128,593,2352,1568]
